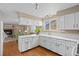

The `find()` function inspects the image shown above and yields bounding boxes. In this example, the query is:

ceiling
[0,3,79,18]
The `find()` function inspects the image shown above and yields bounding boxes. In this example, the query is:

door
[0,21,3,56]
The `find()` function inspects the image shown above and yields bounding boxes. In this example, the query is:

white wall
[0,21,3,56]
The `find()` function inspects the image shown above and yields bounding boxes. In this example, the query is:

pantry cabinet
[57,12,79,30]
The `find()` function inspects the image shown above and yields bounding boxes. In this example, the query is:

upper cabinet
[50,19,57,30]
[64,13,74,29]
[33,20,42,26]
[57,12,79,30]
[43,12,79,31]
[75,12,79,29]
[19,17,42,26]
[19,17,32,25]
[57,16,65,29]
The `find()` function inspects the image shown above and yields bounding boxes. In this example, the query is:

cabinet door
[21,38,29,52]
[40,36,47,47]
[28,37,33,49]
[46,37,57,52]
[65,40,77,56]
[65,45,75,56]
[56,43,66,55]
[57,16,65,29]
[43,37,50,49]
[56,39,66,55]
[32,36,39,47]
[64,13,74,29]
[75,12,79,29]
[50,20,57,30]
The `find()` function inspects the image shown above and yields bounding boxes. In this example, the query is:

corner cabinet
[57,12,79,30]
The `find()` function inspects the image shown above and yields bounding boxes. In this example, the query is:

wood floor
[3,40,60,56]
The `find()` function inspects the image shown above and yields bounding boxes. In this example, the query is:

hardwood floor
[3,40,60,56]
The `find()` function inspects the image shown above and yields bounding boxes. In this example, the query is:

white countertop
[39,34,79,43]
[19,34,38,37]
[18,33,79,43]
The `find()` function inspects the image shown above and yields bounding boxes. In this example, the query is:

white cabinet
[75,12,79,29]
[46,37,57,52]
[18,37,29,52]
[57,12,79,30]
[34,20,42,26]
[56,39,65,55]
[39,36,47,47]
[18,35,39,52]
[18,35,78,56]
[32,36,39,47]
[57,16,65,29]
[39,36,78,56]
[64,13,74,29]
[19,17,32,25]
[65,40,77,56]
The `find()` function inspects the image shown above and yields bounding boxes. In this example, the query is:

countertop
[18,34,79,43]
[39,34,79,43]
[19,34,38,37]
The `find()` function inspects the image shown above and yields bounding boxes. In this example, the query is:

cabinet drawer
[65,40,77,46]
[56,39,66,45]
[49,37,57,43]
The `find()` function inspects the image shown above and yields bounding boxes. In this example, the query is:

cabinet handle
[77,24,78,28]
[73,24,75,28]
[67,46,69,50]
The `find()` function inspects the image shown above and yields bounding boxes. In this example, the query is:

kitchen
[0,3,79,56]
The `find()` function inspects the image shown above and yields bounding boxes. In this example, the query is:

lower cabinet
[39,36,47,47]
[18,35,78,56]
[18,36,39,52]
[32,36,39,47]
[40,36,77,56]
[56,43,66,55]
[21,39,29,51]
[18,37,29,52]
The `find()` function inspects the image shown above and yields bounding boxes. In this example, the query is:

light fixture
[34,3,39,10]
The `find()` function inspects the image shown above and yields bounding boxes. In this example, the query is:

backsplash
[40,30,79,39]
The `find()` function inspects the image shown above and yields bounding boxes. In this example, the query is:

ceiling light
[35,3,39,10]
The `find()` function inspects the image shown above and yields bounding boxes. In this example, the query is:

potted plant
[35,27,40,35]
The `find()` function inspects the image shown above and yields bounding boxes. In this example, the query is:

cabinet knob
[77,24,78,28]
[73,24,75,28]
[67,46,69,50]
